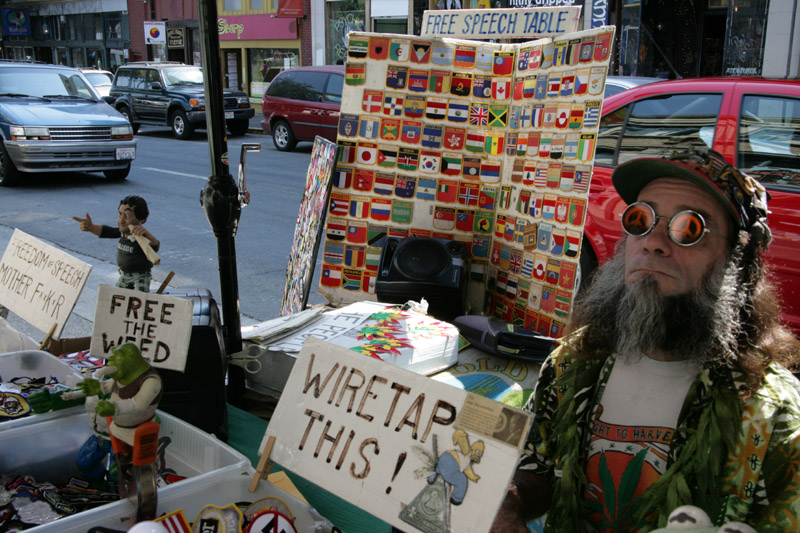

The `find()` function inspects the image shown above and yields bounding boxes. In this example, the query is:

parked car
[603,76,665,98]
[585,77,800,335]
[0,62,135,186]
[108,62,254,140]
[261,65,344,151]
[80,68,114,97]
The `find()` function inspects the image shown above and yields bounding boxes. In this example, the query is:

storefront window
[374,18,407,34]
[56,47,68,66]
[224,0,242,12]
[88,48,104,69]
[326,0,365,65]
[722,0,767,76]
[94,15,103,40]
[106,13,123,40]
[618,2,640,76]
[72,48,85,67]
[249,48,299,98]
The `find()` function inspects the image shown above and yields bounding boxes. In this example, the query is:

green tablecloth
[226,403,391,533]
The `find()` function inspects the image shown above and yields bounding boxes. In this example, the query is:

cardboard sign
[421,7,581,39]
[90,285,193,372]
[262,337,532,532]
[0,229,92,340]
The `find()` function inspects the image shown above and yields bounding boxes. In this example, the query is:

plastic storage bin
[33,468,335,532]
[0,349,85,430]
[2,409,250,532]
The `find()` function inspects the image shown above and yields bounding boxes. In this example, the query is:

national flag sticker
[370,36,390,60]
[493,51,515,76]
[454,44,477,68]
[345,62,366,86]
[362,89,383,113]
[411,41,432,63]
[390,38,410,62]
[443,126,466,150]
[348,38,368,59]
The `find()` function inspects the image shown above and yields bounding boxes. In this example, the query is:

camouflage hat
[612,150,770,243]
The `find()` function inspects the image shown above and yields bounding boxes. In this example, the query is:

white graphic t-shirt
[584,355,699,531]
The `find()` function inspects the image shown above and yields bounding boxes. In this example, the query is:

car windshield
[84,72,113,87]
[0,67,97,99]
[162,67,204,87]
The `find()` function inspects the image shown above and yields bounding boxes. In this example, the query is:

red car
[585,77,800,336]
[260,65,344,151]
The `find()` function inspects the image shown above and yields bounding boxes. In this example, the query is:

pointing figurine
[73,195,160,292]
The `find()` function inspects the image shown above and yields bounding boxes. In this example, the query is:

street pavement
[2,106,270,345]
[248,104,265,135]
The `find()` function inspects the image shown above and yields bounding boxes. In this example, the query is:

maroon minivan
[260,65,345,151]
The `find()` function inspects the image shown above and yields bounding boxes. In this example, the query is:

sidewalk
[0,225,258,346]
[248,104,265,135]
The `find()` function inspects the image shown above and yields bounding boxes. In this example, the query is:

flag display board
[281,136,339,316]
[319,25,615,337]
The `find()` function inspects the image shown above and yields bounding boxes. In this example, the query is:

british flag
[469,103,489,126]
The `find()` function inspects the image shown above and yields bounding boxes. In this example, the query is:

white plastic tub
[40,468,335,532]
[0,349,85,430]
[2,409,250,532]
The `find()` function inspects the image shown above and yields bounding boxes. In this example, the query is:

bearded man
[492,150,800,532]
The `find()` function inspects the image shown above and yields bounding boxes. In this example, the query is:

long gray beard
[575,248,743,365]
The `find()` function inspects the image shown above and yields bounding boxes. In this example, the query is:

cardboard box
[44,336,90,356]
[243,301,460,397]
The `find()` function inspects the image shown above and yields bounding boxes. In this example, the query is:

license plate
[225,111,234,119]
[116,147,135,160]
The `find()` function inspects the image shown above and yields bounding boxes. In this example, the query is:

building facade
[1,0,797,83]
[1,0,130,69]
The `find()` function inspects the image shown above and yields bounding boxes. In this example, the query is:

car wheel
[117,105,140,134]
[272,120,296,152]
[0,141,21,187]
[228,119,249,137]
[104,163,131,180]
[171,109,194,140]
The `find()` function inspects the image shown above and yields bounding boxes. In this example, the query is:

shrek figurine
[78,342,163,447]
[78,343,162,518]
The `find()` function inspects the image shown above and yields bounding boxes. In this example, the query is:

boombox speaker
[376,237,469,321]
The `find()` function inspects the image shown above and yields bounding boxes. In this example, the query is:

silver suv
[0,61,136,186]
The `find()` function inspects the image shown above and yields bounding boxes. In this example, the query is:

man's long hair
[565,232,799,387]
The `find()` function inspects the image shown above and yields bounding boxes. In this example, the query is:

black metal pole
[196,0,245,406]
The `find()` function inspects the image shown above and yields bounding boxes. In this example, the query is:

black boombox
[376,237,469,321]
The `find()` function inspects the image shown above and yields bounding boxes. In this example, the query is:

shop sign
[144,21,166,45]
[276,0,303,18]
[508,0,581,5]
[591,0,609,28]
[91,285,193,372]
[260,338,531,533]
[0,229,91,340]
[167,27,185,48]
[421,6,580,39]
[218,14,298,40]
[2,8,32,37]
